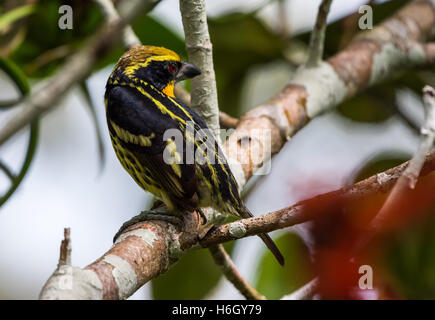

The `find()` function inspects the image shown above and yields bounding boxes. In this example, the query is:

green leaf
[0,57,39,208]
[255,232,313,299]
[79,81,105,170]
[9,1,185,78]
[10,1,103,78]
[0,55,29,94]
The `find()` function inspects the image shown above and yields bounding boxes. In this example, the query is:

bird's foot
[113,208,183,243]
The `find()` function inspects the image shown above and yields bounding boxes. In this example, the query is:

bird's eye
[168,62,177,73]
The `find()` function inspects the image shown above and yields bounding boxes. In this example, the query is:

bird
[104,45,284,266]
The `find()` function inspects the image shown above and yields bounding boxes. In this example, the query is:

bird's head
[111,45,201,96]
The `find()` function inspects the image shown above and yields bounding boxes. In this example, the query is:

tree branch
[59,228,71,266]
[367,86,435,235]
[219,112,239,129]
[208,244,265,300]
[179,0,220,136]
[94,0,141,49]
[306,0,333,67]
[200,150,435,246]
[281,278,319,300]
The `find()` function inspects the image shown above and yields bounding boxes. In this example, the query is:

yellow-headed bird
[105,45,284,265]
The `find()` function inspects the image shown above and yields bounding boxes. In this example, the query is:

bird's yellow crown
[115,45,180,76]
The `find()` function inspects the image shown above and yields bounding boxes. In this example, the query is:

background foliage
[0,0,434,299]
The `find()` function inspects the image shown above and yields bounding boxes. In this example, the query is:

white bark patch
[39,265,103,300]
[103,254,138,300]
[114,228,157,247]
[369,43,426,86]
[376,172,392,185]
[291,62,347,118]
[229,222,246,238]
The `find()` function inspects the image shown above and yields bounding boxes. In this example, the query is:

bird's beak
[176,62,201,82]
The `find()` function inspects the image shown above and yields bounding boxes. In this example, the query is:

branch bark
[306,0,333,67]
[281,278,319,300]
[179,0,220,136]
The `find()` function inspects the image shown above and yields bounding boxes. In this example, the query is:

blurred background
[1,0,434,299]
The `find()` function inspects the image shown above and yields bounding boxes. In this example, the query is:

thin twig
[306,0,333,67]
[59,228,71,266]
[393,102,422,135]
[409,86,435,186]
[93,0,141,49]
[208,244,265,300]
[368,86,435,233]
[281,278,319,300]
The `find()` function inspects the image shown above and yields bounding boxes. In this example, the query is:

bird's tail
[239,206,285,266]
